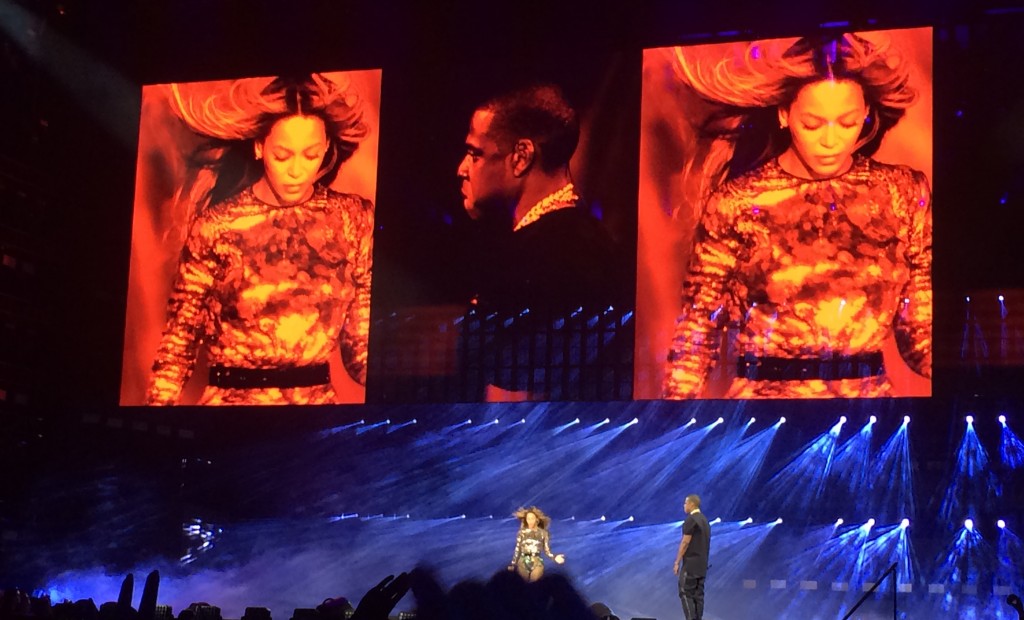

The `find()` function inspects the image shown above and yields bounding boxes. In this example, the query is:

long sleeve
[543,529,555,558]
[664,192,742,398]
[146,220,223,405]
[893,169,932,378]
[339,196,374,385]
[509,530,524,567]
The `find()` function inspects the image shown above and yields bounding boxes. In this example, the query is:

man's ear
[510,139,535,177]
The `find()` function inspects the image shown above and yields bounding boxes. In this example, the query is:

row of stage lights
[330,514,1021,536]
[322,414,1019,436]
[327,513,989,531]
[963,518,1012,531]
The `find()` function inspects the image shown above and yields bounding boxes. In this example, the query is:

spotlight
[869,415,877,424]
[626,418,639,427]
[628,516,635,522]
[999,295,1005,302]
[574,418,580,424]
[966,415,974,425]
[835,518,844,526]
[901,519,910,529]
[604,418,610,424]
[600,516,607,522]
[747,417,756,425]
[840,416,847,424]
[964,518,974,531]
[493,419,499,424]
[774,518,783,525]
[966,296,971,302]
[710,517,722,525]
[386,419,391,424]
[779,417,786,424]
[999,415,1007,425]
[466,419,472,424]
[740,517,753,525]
[717,417,724,424]
[903,415,910,425]
[997,519,1006,529]
[690,418,697,425]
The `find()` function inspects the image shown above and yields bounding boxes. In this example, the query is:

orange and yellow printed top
[146,185,373,405]
[665,156,932,399]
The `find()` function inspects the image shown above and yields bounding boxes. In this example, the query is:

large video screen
[636,27,933,399]
[119,29,932,406]
[120,70,382,406]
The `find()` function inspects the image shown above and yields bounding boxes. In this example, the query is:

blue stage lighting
[835,518,844,526]
[779,416,786,424]
[840,416,847,424]
[747,417,756,425]
[710,517,722,525]
[601,516,607,521]
[998,519,1006,529]
[493,419,499,424]
[901,519,910,529]
[628,516,635,522]
[999,294,1005,302]
[774,518,783,525]
[717,417,724,424]
[869,415,877,424]
[902,415,910,425]
[862,518,875,530]
[741,517,753,525]
[626,418,639,427]
[964,518,974,531]
[999,415,1007,425]
[966,415,974,425]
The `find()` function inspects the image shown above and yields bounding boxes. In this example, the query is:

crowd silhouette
[0,568,627,620]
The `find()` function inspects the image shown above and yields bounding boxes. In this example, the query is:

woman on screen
[146,74,373,405]
[508,506,566,581]
[663,33,931,399]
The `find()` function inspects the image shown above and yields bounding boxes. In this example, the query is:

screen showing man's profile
[636,27,933,400]
[120,70,381,406]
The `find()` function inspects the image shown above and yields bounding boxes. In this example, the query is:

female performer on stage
[508,506,566,581]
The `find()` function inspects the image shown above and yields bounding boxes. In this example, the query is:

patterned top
[510,527,554,567]
[147,185,373,405]
[665,156,932,399]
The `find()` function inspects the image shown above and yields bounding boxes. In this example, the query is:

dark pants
[678,570,705,620]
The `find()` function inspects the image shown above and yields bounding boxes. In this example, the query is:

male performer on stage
[674,494,711,620]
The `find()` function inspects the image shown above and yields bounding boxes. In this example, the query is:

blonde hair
[164,74,367,236]
[514,506,553,530]
[671,33,917,207]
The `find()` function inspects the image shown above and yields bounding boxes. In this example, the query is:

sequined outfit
[147,185,373,405]
[665,156,932,399]
[509,527,555,576]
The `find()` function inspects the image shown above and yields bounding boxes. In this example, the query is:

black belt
[208,364,331,389]
[737,352,883,381]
